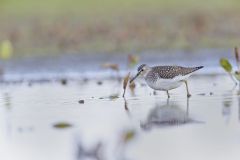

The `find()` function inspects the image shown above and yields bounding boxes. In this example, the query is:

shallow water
[0,73,240,160]
[0,48,236,80]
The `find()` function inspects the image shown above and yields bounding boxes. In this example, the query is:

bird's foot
[187,94,191,98]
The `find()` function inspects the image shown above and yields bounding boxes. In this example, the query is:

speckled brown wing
[149,66,203,79]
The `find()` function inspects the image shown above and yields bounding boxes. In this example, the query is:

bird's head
[130,64,151,83]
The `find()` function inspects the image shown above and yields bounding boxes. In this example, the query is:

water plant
[220,47,240,86]
[122,72,130,97]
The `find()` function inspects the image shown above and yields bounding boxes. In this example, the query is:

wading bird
[130,64,203,98]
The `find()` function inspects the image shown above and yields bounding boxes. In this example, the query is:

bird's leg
[186,96,189,116]
[184,80,191,98]
[166,97,170,105]
[166,90,170,98]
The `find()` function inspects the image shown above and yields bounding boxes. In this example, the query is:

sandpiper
[130,64,203,98]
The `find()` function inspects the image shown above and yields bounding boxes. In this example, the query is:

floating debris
[97,81,103,85]
[109,94,119,100]
[60,78,68,85]
[98,95,119,100]
[122,72,130,97]
[28,81,33,87]
[53,122,72,129]
[198,93,206,96]
[83,78,89,83]
[78,100,85,104]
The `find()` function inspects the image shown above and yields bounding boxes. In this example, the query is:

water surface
[0,73,240,160]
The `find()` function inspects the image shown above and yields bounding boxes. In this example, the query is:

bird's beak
[130,71,141,83]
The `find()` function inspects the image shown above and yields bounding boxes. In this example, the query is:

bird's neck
[143,69,151,78]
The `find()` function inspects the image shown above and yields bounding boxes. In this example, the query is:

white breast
[145,74,190,91]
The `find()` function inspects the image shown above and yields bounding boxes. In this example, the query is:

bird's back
[143,65,203,91]
[149,66,203,79]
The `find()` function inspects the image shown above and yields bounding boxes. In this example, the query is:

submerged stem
[229,72,238,86]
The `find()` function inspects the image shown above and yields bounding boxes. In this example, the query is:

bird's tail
[191,66,204,73]
[195,66,204,70]
[184,66,204,75]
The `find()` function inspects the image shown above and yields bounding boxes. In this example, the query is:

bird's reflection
[122,96,202,131]
[75,140,104,160]
[140,98,197,131]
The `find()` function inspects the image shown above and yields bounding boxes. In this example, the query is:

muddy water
[0,73,240,160]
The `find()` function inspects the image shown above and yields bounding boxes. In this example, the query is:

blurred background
[1,0,240,58]
[2,1,240,160]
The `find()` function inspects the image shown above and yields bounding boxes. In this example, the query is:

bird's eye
[141,69,144,71]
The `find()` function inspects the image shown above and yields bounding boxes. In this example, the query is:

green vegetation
[1,0,240,16]
[1,0,240,57]
[220,58,232,73]
[0,40,13,59]
[53,122,72,129]
[220,47,240,85]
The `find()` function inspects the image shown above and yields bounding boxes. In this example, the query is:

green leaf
[0,40,13,60]
[123,130,136,142]
[53,122,72,129]
[220,58,232,72]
